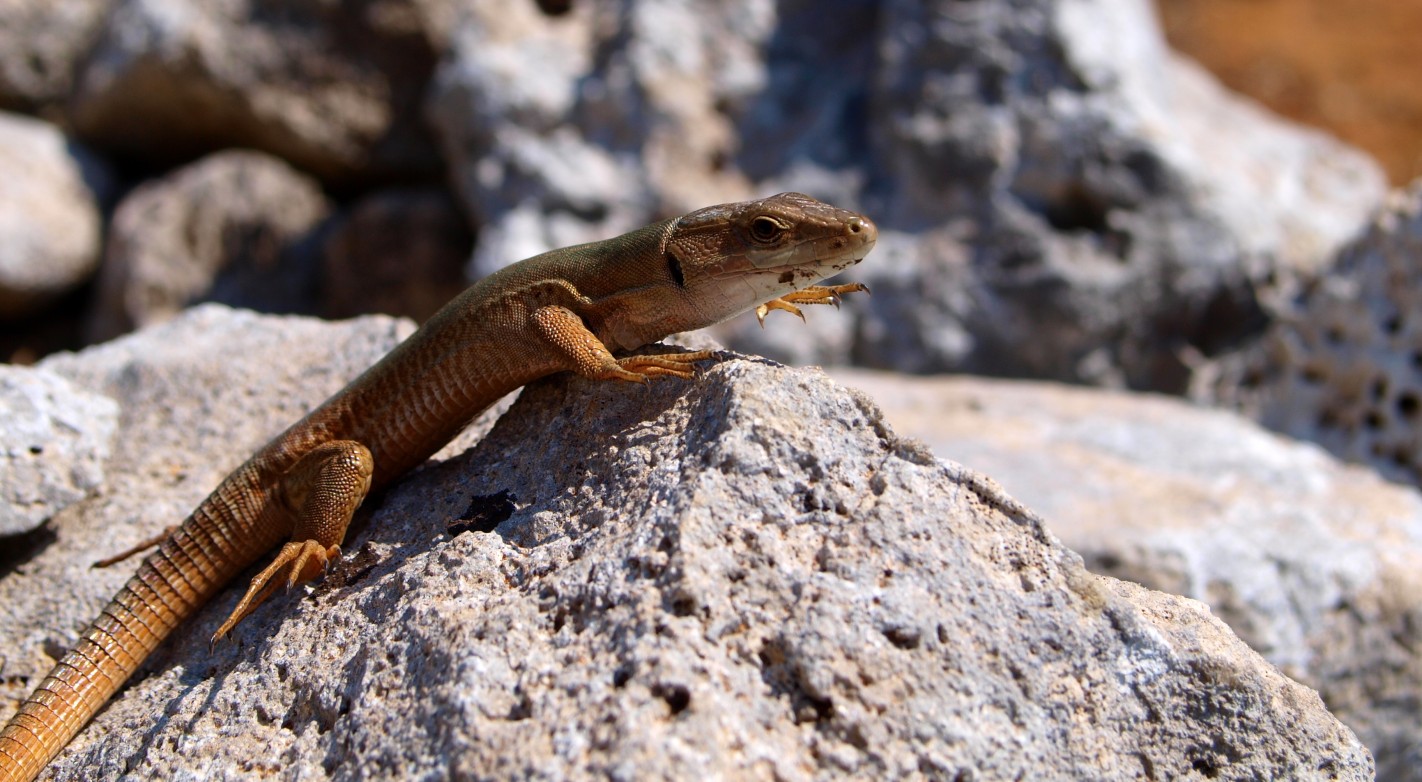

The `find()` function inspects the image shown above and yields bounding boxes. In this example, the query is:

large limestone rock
[0,111,112,318]
[832,369,1422,780]
[0,307,1371,779]
[428,0,1383,391]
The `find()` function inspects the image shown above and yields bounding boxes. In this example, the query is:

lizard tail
[0,475,283,782]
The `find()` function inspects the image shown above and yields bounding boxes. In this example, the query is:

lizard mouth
[770,220,877,276]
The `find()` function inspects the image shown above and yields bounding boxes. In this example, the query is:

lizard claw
[755,299,806,327]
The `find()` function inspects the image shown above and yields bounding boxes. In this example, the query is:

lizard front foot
[756,283,870,326]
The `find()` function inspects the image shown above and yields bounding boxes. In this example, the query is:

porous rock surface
[429,0,1383,390]
[832,370,1422,780]
[0,364,118,538]
[0,111,111,318]
[1216,184,1422,489]
[87,150,331,342]
[0,306,1371,780]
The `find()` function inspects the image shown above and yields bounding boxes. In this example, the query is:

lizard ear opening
[666,251,686,287]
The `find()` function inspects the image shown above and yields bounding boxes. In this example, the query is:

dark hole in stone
[507,692,533,721]
[1192,758,1221,779]
[670,595,697,617]
[1319,408,1340,430]
[882,625,922,650]
[1043,183,1109,235]
[534,0,574,16]
[1385,313,1404,335]
[1365,411,1385,430]
[449,491,515,536]
[612,664,633,688]
[652,682,691,715]
[1400,392,1421,419]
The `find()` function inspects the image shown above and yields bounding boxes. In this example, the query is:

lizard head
[662,192,877,326]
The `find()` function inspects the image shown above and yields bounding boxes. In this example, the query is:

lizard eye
[749,216,785,244]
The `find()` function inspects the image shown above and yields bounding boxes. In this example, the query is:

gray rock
[428,0,768,279]
[1214,184,1422,489]
[0,0,111,114]
[0,364,117,537]
[831,369,1421,780]
[320,188,473,322]
[68,0,442,183]
[0,111,112,318]
[87,150,331,342]
[1,307,1371,780]
[429,0,1382,392]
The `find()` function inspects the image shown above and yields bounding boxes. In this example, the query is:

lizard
[0,192,877,781]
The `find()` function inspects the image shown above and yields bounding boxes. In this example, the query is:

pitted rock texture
[0,364,118,537]
[833,369,1422,781]
[1220,184,1422,488]
[0,307,1372,781]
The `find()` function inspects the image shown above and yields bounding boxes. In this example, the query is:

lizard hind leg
[212,440,374,643]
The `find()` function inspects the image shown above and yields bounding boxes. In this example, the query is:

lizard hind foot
[611,350,715,382]
[211,540,340,644]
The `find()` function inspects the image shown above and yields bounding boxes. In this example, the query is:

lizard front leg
[212,440,374,642]
[532,305,714,382]
[756,283,870,326]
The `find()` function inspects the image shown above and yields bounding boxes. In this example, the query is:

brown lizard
[0,192,876,781]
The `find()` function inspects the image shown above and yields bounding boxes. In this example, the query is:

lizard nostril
[844,216,877,243]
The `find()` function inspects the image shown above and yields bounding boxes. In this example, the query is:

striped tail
[0,473,284,782]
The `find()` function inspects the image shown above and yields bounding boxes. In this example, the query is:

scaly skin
[0,192,876,781]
